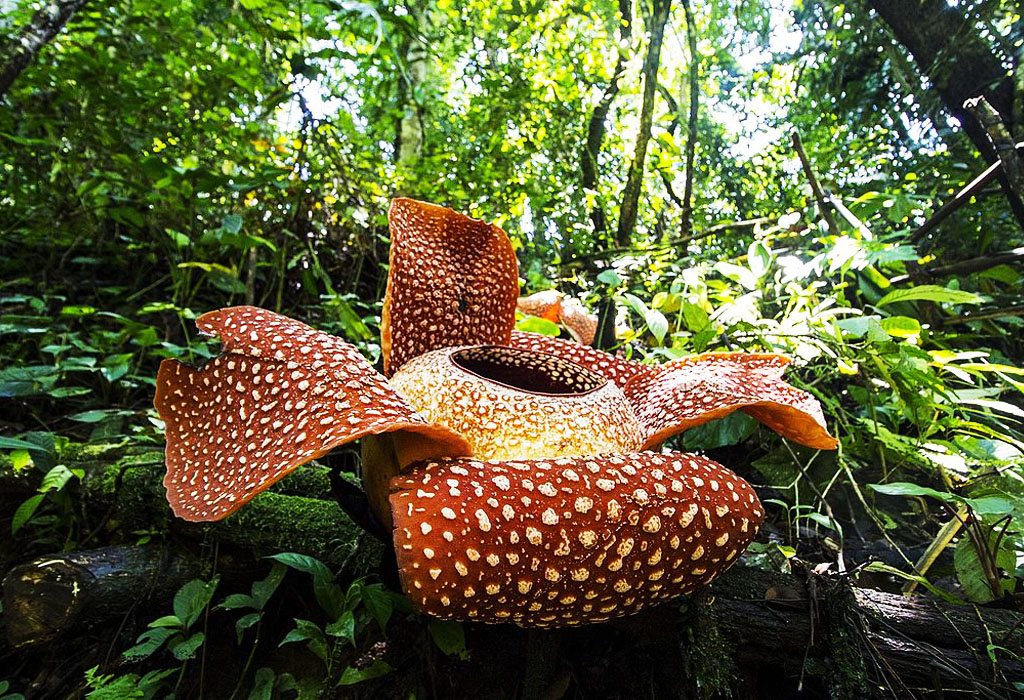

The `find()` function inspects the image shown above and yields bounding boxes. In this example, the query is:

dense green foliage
[1,0,1022,696]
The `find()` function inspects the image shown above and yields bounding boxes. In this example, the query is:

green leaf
[325,610,355,645]
[251,562,287,609]
[867,482,955,503]
[516,316,560,336]
[217,593,255,611]
[644,309,669,343]
[862,562,963,604]
[171,631,206,661]
[359,585,393,631]
[222,213,243,234]
[877,285,984,307]
[337,661,392,686]
[596,269,623,286]
[681,302,710,333]
[279,619,328,661]
[954,537,999,603]
[147,615,183,628]
[879,316,921,338]
[122,627,176,662]
[0,436,51,454]
[173,577,220,629]
[267,553,343,618]
[427,619,466,656]
[11,494,44,534]
[248,668,276,700]
[235,612,261,643]
[39,465,74,492]
[9,450,32,472]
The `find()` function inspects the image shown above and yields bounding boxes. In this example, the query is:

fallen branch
[1,545,203,647]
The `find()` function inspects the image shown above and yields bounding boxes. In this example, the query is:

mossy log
[1,544,203,647]
[707,565,1024,695]
[81,451,381,575]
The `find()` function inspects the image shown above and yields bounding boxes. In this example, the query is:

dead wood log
[1,545,202,647]
[709,565,1024,695]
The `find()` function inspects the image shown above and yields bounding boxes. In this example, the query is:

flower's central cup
[388,345,644,461]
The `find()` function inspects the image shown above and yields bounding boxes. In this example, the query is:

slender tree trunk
[866,0,1024,230]
[0,0,91,99]
[615,0,673,247]
[581,0,633,247]
[679,0,698,236]
[396,3,434,171]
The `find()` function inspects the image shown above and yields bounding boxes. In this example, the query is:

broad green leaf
[325,610,355,645]
[337,660,392,686]
[251,562,287,609]
[171,631,206,661]
[39,465,74,492]
[516,316,560,336]
[235,612,261,643]
[645,309,668,343]
[681,301,710,332]
[122,627,176,662]
[877,285,984,307]
[879,316,920,338]
[359,584,394,631]
[147,615,183,628]
[279,619,328,661]
[428,619,466,656]
[248,668,276,700]
[173,577,220,629]
[11,494,44,534]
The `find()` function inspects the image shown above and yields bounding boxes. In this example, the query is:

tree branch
[0,0,91,99]
[792,130,842,237]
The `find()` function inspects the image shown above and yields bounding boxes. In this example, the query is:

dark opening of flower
[155,197,837,627]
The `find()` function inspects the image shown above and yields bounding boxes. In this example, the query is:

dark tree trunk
[866,0,1024,230]
[0,0,91,99]
[581,0,633,248]
[679,0,698,236]
[616,0,673,247]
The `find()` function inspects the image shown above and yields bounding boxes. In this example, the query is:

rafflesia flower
[155,198,837,628]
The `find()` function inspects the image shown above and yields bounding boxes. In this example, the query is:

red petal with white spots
[382,199,520,376]
[156,306,469,522]
[508,331,649,388]
[390,451,762,628]
[624,353,838,450]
